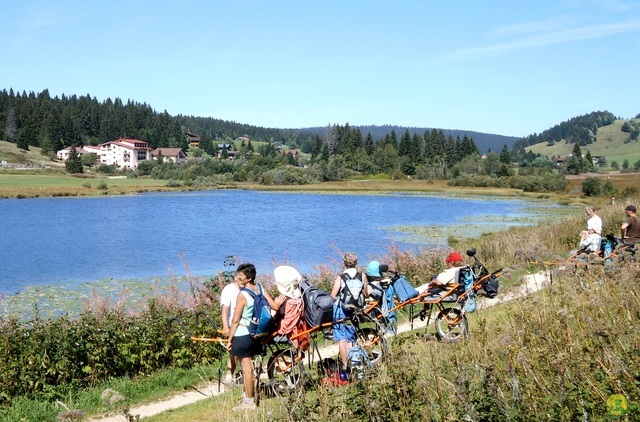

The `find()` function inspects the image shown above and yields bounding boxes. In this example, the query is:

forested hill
[513,111,620,150]
[0,88,517,155]
[290,125,519,154]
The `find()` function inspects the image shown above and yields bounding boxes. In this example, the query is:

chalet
[98,138,152,170]
[284,149,300,157]
[151,148,187,164]
[216,143,236,159]
[185,132,201,148]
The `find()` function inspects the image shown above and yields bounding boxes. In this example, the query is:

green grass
[526,118,640,167]
[0,140,57,165]
[0,365,227,421]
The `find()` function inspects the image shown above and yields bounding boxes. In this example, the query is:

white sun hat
[274,265,302,299]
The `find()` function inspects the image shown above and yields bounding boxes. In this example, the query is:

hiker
[365,260,397,327]
[416,251,466,297]
[581,205,602,236]
[220,270,241,385]
[330,252,369,369]
[227,263,284,412]
[621,205,640,246]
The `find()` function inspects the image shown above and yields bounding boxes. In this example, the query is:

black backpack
[300,277,334,328]
[479,275,499,298]
[339,271,365,308]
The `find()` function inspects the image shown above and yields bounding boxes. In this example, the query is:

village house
[185,132,200,149]
[151,148,187,164]
[56,145,101,162]
[284,148,300,157]
[217,143,236,159]
[98,138,152,170]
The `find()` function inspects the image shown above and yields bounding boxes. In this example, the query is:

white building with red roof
[98,138,152,169]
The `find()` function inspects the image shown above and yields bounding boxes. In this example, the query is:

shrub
[582,177,601,196]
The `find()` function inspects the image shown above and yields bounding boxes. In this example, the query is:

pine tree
[364,133,375,155]
[65,147,83,174]
[499,144,511,164]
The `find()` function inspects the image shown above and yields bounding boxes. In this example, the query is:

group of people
[217,251,470,412]
[212,204,640,412]
[575,204,639,255]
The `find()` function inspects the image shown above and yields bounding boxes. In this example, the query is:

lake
[0,190,546,294]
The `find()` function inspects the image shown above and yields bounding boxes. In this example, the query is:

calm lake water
[0,190,546,299]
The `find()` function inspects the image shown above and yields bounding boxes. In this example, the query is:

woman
[227,263,284,412]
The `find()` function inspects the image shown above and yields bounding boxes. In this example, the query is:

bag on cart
[479,275,499,298]
[393,275,419,302]
[300,277,334,328]
[458,266,474,294]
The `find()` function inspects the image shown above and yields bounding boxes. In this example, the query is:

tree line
[1,87,577,193]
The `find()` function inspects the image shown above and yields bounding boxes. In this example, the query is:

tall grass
[1,197,638,420]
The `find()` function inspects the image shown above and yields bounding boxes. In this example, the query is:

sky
[1,0,639,138]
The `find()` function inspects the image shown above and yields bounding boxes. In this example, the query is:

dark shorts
[231,334,263,358]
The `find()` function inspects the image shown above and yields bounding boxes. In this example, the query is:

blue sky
[1,0,639,137]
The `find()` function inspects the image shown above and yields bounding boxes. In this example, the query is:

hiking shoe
[233,401,257,412]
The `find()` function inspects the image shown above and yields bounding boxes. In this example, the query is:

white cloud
[435,18,640,63]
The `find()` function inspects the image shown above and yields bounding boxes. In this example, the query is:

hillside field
[526,118,640,166]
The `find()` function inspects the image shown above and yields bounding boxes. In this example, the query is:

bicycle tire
[356,326,388,366]
[266,348,305,397]
[434,307,469,342]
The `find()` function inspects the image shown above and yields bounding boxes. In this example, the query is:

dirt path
[89,270,551,421]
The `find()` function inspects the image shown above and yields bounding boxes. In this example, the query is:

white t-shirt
[436,266,462,286]
[587,215,602,235]
[220,282,240,326]
[416,266,463,296]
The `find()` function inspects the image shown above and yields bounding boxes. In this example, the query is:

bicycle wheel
[356,326,388,365]
[266,348,305,397]
[435,308,469,342]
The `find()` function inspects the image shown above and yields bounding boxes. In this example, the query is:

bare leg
[241,356,254,399]
[339,340,354,368]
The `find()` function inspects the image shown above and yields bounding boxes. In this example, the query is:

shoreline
[1,196,574,321]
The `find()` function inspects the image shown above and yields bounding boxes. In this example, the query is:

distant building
[186,132,201,148]
[283,149,300,157]
[56,145,100,162]
[151,148,187,164]
[98,138,152,170]
[216,143,236,159]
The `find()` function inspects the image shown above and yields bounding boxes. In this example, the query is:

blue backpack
[458,266,474,293]
[347,345,372,380]
[393,275,419,302]
[340,271,365,308]
[242,284,274,339]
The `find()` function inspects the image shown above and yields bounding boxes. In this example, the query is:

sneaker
[233,400,257,412]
